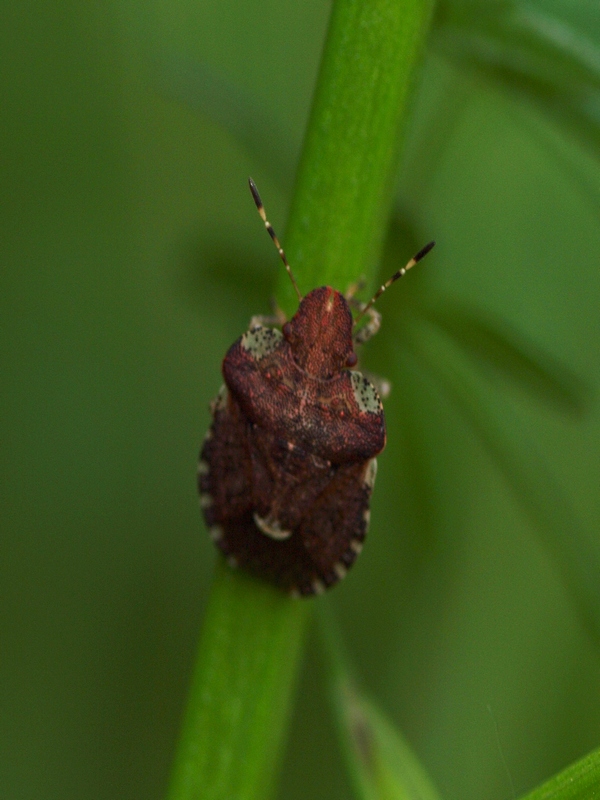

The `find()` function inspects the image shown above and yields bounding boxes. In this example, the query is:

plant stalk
[167,0,435,797]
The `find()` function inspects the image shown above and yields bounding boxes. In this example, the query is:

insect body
[198,180,434,596]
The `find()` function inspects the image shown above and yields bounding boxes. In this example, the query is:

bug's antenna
[353,240,435,326]
[248,178,302,302]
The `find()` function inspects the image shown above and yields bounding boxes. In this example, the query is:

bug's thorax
[284,287,355,379]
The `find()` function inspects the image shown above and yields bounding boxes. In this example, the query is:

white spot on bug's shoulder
[363,509,371,528]
[312,578,326,595]
[333,562,347,580]
[199,493,213,509]
[253,512,292,540]
[209,525,223,542]
[241,326,283,361]
[364,458,377,490]
[350,371,383,414]
[350,539,363,554]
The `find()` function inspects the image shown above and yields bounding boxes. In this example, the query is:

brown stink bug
[198,179,434,596]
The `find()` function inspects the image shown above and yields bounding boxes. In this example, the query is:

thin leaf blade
[433,1,600,157]
[337,683,443,800]
[320,607,443,800]
[402,323,600,644]
[419,296,591,415]
[518,745,600,800]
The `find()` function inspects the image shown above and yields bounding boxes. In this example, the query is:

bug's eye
[282,322,292,340]
[346,352,358,367]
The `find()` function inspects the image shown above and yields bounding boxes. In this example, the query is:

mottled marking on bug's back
[210,384,228,415]
[350,371,383,414]
[241,326,283,360]
[209,525,223,542]
[197,459,209,476]
[199,493,213,509]
[364,458,377,490]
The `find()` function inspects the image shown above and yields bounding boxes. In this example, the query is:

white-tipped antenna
[353,240,435,326]
[248,178,302,302]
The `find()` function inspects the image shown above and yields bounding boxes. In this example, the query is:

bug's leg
[353,306,382,345]
[352,240,436,335]
[346,284,381,345]
[345,277,367,302]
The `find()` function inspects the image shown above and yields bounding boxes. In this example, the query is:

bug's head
[283,287,357,379]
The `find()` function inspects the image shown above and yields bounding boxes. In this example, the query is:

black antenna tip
[248,177,261,208]
[414,240,435,263]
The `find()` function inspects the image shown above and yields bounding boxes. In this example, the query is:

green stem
[167,1,434,798]
[280,0,435,310]
[166,560,310,800]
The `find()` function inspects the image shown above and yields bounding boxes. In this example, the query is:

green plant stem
[166,560,311,800]
[167,1,434,799]
[280,0,435,310]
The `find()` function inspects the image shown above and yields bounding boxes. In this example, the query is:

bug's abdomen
[198,387,377,596]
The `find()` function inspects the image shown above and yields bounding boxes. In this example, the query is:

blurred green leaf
[155,57,297,191]
[433,0,600,159]
[319,609,443,800]
[518,745,600,800]
[335,683,443,800]
[417,295,591,415]
[507,98,600,214]
[403,319,600,644]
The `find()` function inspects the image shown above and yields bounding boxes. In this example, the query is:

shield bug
[198,179,434,596]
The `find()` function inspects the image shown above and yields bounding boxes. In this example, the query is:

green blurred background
[2,1,600,798]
